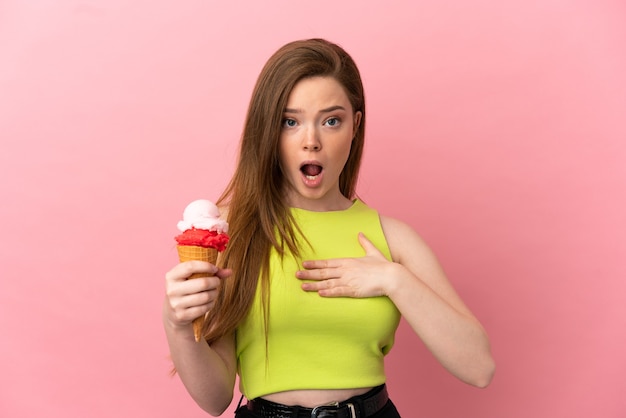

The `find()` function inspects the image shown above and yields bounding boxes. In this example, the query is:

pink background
[1,1,625,417]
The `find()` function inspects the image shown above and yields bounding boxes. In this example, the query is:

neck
[285,192,353,212]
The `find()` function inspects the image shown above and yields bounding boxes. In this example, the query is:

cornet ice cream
[175,199,229,342]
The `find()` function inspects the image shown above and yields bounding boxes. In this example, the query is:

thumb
[216,268,232,280]
[358,232,383,257]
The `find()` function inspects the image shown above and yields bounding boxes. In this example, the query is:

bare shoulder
[379,215,436,265]
[379,214,473,314]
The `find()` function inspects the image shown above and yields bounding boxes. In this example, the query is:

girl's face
[279,76,362,211]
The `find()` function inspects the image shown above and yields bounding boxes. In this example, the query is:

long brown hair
[202,38,366,344]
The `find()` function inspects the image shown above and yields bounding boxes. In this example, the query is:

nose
[303,126,321,151]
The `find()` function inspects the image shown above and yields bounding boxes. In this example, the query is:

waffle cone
[176,245,219,342]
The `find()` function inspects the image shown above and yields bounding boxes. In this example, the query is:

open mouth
[300,163,323,180]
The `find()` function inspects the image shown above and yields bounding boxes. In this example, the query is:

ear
[353,111,362,137]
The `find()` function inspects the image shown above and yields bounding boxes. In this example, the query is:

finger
[318,285,353,298]
[187,288,219,308]
[184,288,221,318]
[173,303,212,324]
[296,267,338,281]
[358,232,382,255]
[301,258,345,270]
[215,268,233,279]
[166,261,218,283]
[186,276,222,292]
[301,278,335,291]
[166,276,220,303]
[302,280,353,298]
[167,285,219,317]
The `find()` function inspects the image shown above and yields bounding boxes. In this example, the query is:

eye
[324,117,341,127]
[283,118,297,128]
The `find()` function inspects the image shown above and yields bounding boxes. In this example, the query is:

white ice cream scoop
[177,199,229,234]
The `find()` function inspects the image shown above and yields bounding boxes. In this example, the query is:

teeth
[305,175,318,180]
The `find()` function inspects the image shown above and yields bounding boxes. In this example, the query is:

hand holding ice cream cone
[175,199,229,342]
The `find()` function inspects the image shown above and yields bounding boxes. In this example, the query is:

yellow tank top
[236,200,401,399]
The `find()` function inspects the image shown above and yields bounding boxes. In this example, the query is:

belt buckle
[310,402,356,418]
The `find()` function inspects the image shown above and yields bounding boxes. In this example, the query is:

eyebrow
[283,105,347,114]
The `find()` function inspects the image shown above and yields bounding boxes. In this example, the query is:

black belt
[246,385,389,418]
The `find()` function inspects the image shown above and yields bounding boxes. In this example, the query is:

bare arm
[379,216,495,387]
[297,216,495,387]
[163,261,237,415]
